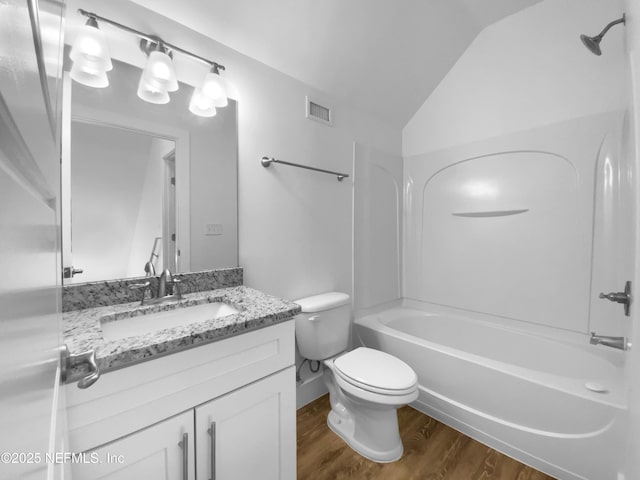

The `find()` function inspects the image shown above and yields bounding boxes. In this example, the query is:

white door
[0,1,67,479]
[71,411,195,480]
[194,367,297,480]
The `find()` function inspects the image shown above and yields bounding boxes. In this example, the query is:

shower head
[580,33,603,56]
[580,14,625,56]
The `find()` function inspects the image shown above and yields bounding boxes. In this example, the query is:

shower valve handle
[599,281,632,317]
[599,292,627,302]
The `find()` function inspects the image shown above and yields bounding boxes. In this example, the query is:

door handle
[60,345,101,389]
[63,266,83,278]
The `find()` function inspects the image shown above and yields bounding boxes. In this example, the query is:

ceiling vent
[306,96,332,126]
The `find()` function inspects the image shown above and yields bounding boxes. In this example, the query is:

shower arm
[592,15,625,41]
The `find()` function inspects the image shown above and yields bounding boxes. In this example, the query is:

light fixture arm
[77,9,225,71]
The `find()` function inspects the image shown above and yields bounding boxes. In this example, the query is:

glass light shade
[199,68,228,107]
[137,76,170,104]
[189,87,217,117]
[70,61,109,88]
[141,50,179,92]
[70,22,113,72]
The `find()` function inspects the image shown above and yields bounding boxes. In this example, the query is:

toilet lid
[333,347,417,392]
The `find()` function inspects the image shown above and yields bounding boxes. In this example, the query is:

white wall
[403,0,626,156]
[233,57,401,301]
[189,103,238,271]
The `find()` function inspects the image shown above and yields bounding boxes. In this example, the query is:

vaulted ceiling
[126,0,542,127]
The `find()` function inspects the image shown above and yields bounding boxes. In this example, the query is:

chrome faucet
[156,268,182,300]
[590,332,630,351]
[157,269,173,298]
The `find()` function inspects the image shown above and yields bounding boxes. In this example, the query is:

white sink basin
[100,301,240,342]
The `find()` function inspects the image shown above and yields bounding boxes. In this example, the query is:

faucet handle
[129,281,151,305]
[172,277,183,299]
[599,280,632,316]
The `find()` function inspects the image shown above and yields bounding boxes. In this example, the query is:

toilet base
[327,409,403,463]
[323,364,409,463]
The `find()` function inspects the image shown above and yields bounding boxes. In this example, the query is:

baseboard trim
[296,373,327,409]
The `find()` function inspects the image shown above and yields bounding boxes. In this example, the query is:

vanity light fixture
[69,16,113,88]
[140,42,179,92]
[188,65,228,116]
[71,9,229,115]
[136,76,171,105]
[188,86,217,117]
[137,39,177,104]
[198,65,228,107]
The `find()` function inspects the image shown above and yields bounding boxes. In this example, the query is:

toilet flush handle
[309,315,320,322]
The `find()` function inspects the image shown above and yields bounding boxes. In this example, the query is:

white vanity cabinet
[65,321,296,480]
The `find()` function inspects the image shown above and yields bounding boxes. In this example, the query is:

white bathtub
[355,303,628,480]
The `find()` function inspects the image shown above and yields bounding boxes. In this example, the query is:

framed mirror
[61,53,238,284]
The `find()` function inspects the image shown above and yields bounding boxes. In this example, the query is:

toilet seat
[333,348,417,397]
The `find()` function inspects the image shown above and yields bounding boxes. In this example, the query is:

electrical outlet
[204,223,223,236]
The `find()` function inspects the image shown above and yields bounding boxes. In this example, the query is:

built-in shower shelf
[451,209,529,218]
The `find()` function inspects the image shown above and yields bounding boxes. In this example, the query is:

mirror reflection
[70,121,176,281]
[62,55,238,284]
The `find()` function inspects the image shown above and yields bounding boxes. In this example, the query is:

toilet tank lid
[294,292,350,313]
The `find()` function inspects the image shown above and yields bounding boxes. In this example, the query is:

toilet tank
[294,292,351,361]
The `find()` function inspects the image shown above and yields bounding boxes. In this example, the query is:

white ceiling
[123,0,542,128]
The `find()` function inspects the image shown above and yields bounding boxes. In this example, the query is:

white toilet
[294,292,418,463]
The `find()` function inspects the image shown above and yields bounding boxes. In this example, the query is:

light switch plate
[204,223,223,235]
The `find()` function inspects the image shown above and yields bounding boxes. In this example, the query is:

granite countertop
[63,285,301,383]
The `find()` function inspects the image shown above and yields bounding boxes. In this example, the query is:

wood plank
[297,395,557,480]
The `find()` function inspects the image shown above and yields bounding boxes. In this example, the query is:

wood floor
[297,395,556,480]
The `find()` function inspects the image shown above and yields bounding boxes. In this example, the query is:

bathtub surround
[62,267,243,311]
[354,144,403,312]
[403,112,626,337]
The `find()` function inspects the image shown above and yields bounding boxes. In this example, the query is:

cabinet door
[72,410,195,480]
[195,366,296,480]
